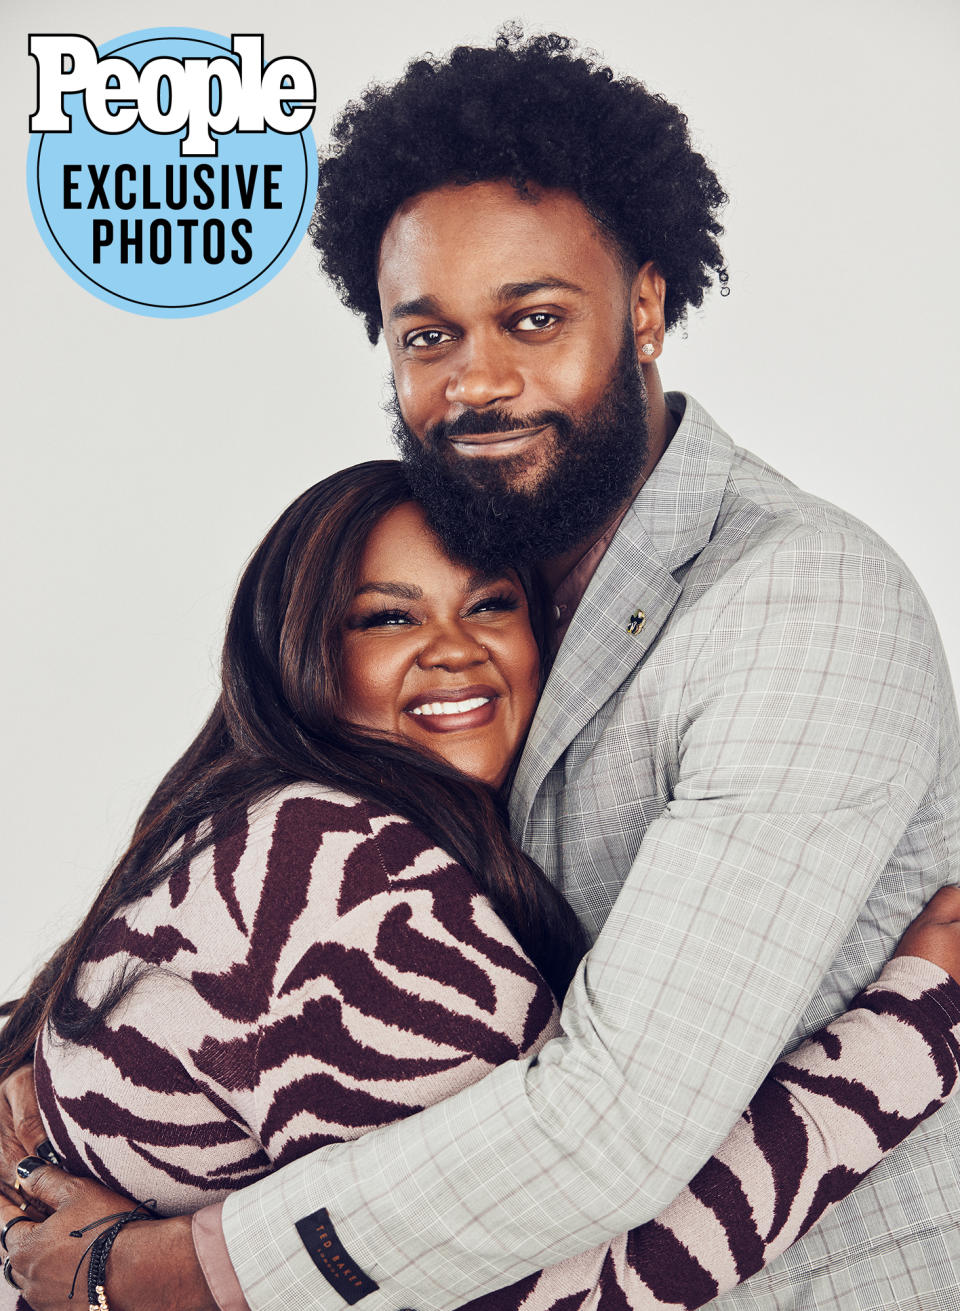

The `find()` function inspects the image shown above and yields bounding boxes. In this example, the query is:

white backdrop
[2,0,958,998]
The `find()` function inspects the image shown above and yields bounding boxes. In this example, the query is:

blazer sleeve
[221,532,952,1309]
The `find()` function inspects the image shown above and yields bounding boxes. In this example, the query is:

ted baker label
[27,29,317,316]
[294,1207,379,1304]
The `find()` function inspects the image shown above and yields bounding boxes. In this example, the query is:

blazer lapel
[509,394,735,837]
[509,518,679,835]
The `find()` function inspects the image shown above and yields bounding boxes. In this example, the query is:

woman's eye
[353,609,417,629]
[467,592,521,617]
[514,311,558,332]
[405,328,453,349]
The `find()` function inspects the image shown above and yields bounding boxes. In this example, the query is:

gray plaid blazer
[223,395,960,1310]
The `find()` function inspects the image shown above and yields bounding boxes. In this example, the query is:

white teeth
[409,697,491,717]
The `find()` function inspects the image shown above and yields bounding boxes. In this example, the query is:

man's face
[377,181,651,571]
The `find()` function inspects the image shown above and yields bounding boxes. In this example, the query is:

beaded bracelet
[67,1200,157,1311]
[86,1216,126,1311]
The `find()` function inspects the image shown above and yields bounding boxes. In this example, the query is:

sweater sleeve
[539,955,960,1310]
[444,956,960,1311]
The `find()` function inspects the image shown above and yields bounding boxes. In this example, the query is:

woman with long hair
[2,461,959,1311]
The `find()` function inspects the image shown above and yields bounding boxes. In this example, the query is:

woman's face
[341,502,541,786]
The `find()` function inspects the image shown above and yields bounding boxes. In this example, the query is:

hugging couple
[2,30,959,1311]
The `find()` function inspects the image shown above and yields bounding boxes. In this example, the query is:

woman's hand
[0,1066,46,1181]
[893,885,960,982]
[0,1163,213,1311]
[0,1071,216,1310]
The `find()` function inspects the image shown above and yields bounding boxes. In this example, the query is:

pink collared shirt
[193,1205,250,1311]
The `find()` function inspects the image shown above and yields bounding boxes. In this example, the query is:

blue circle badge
[26,28,317,317]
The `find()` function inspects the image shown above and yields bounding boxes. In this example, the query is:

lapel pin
[627,607,646,635]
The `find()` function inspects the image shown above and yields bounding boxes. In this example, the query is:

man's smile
[449,424,550,456]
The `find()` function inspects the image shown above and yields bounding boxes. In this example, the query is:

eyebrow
[465,570,513,591]
[494,277,586,302]
[353,572,513,599]
[353,581,422,600]
[388,295,443,324]
[387,278,586,323]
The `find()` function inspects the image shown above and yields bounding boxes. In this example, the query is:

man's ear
[629,261,666,362]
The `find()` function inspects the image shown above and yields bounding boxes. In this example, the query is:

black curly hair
[312,26,727,344]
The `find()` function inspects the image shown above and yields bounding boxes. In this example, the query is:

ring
[2,1257,19,1290]
[12,1178,29,1212]
[0,1216,32,1251]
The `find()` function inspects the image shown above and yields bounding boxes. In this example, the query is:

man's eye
[513,312,559,332]
[405,328,453,349]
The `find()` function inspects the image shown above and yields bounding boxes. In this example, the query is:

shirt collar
[553,505,631,645]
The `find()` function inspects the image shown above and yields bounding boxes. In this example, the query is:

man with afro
[5,28,959,1311]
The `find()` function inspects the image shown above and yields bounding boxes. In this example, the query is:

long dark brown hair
[0,461,584,1079]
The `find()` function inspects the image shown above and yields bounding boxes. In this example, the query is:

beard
[390,330,650,574]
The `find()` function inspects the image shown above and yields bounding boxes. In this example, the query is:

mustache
[425,408,569,444]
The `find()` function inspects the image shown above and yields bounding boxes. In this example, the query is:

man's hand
[1,1164,134,1308]
[0,1162,214,1311]
[893,885,960,982]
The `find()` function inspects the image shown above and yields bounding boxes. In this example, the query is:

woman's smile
[404,684,500,730]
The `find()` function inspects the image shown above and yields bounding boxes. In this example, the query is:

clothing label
[26,28,317,317]
[294,1208,379,1305]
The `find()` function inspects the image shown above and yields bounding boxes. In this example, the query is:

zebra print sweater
[29,784,960,1310]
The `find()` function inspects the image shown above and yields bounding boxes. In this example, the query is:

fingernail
[34,1140,63,1168]
[15,1157,45,1179]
